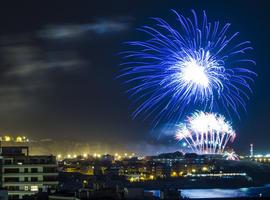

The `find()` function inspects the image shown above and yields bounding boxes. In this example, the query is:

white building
[1,146,58,199]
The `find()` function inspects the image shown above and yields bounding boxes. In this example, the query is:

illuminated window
[30,186,38,191]
[24,186,28,191]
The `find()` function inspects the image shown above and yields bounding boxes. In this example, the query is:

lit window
[30,186,38,191]
[24,186,29,191]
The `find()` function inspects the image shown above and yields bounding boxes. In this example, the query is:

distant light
[73,154,77,158]
[83,153,87,158]
[16,136,23,142]
[115,153,118,157]
[67,154,71,158]
[182,142,187,147]
[202,167,208,171]
[57,154,62,159]
[4,136,11,142]
[171,171,177,177]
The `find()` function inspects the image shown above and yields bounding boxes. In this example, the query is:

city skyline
[0,1,269,154]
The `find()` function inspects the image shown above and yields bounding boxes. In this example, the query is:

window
[30,185,38,191]
[4,168,19,173]
[4,177,19,182]
[4,159,12,164]
[9,195,19,200]
[31,177,38,182]
[30,159,38,164]
[22,148,28,156]
[24,168,28,173]
[43,175,57,182]
[43,167,57,173]
[31,168,38,173]
[24,177,28,182]
[24,186,29,191]
[16,159,24,164]
[5,186,19,191]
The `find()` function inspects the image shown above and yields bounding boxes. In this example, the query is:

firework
[223,150,239,160]
[175,111,236,154]
[120,10,256,124]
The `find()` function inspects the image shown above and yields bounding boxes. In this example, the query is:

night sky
[0,1,269,155]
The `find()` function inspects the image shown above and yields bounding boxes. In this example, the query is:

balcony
[3,163,57,167]
[3,181,59,186]
[2,172,58,177]
[7,190,36,195]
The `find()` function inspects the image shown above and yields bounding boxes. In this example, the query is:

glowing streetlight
[16,136,22,142]
[4,136,11,142]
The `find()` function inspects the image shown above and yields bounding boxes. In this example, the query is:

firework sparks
[119,10,256,124]
[223,150,239,160]
[175,111,236,154]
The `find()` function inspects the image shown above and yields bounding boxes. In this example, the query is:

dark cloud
[38,17,132,40]
[0,10,138,153]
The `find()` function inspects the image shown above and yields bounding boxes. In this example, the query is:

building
[0,146,58,199]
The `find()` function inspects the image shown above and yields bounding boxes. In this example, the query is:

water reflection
[146,184,270,199]
[181,184,270,198]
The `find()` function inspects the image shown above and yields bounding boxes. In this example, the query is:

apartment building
[0,146,58,199]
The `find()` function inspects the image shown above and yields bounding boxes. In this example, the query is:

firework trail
[223,150,239,160]
[175,111,236,154]
[119,10,256,125]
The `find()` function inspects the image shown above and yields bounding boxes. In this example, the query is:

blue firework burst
[119,10,256,125]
